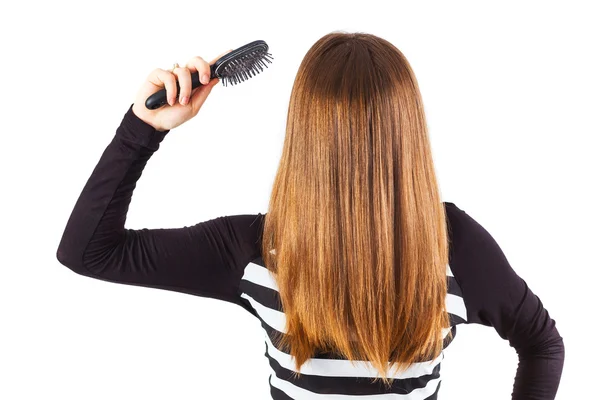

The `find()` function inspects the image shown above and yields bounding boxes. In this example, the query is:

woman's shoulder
[219,213,266,237]
[442,201,493,244]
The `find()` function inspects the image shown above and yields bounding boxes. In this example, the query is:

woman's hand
[132,50,232,132]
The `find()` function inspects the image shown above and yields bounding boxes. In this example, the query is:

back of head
[261,31,451,388]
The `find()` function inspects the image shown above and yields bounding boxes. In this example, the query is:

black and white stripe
[239,256,467,399]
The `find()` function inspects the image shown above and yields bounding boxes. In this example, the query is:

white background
[1,1,598,399]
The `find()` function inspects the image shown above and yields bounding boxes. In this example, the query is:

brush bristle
[221,50,274,87]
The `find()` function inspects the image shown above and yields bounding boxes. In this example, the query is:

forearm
[56,104,169,272]
[512,330,565,400]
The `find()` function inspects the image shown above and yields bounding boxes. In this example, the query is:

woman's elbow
[518,324,565,363]
[546,330,565,361]
[56,236,85,273]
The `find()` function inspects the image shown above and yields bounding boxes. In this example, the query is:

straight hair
[260,31,451,388]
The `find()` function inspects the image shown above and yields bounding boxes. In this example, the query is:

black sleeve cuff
[117,103,170,151]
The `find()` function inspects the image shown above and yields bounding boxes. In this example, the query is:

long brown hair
[260,31,451,388]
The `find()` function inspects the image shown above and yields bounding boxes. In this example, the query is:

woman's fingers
[184,50,234,115]
[133,50,235,130]
[147,68,178,106]
[144,50,234,108]
[185,49,233,86]
[186,56,211,85]
[172,65,192,105]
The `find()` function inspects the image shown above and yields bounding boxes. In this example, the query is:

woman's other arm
[446,202,565,399]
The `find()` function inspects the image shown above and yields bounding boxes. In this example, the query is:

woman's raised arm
[57,54,264,307]
[56,103,264,306]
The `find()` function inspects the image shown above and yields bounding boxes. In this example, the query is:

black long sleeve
[445,202,565,399]
[56,104,264,307]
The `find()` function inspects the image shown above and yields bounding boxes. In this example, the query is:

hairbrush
[145,39,273,110]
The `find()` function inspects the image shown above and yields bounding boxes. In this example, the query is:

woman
[56,32,565,399]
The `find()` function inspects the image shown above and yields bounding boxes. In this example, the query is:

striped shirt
[56,104,565,399]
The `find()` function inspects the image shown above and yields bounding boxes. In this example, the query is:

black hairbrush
[145,40,273,110]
